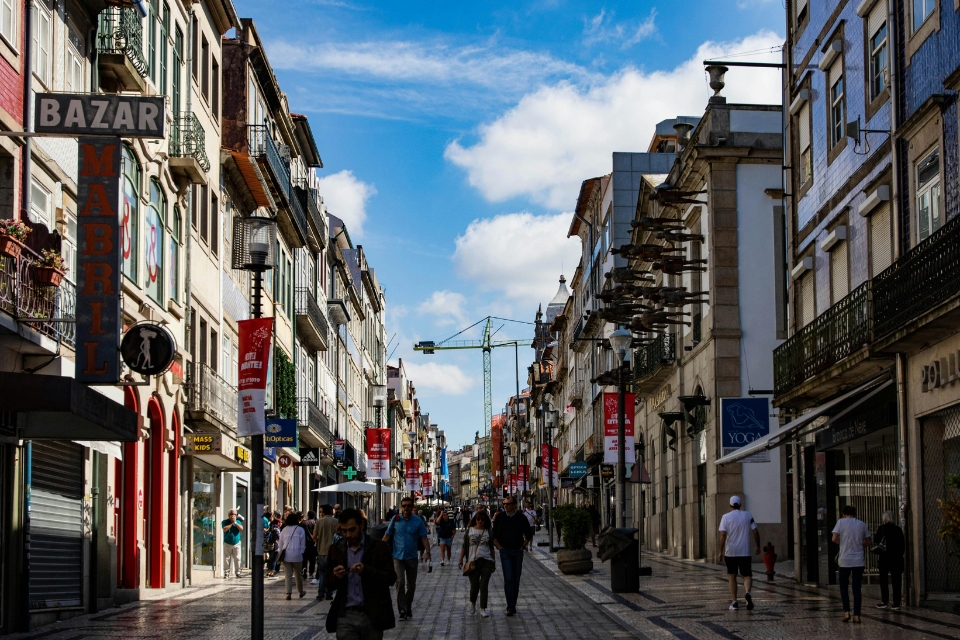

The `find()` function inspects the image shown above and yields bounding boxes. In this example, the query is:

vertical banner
[405,459,420,491]
[365,428,391,480]
[439,446,448,479]
[333,439,345,459]
[517,465,529,491]
[492,418,503,488]
[237,318,274,437]
[421,472,434,496]
[720,397,771,462]
[603,392,636,464]
[76,137,122,383]
[507,473,517,495]
[540,444,559,485]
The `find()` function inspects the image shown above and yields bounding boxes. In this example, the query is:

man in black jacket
[492,496,533,616]
[325,509,397,638]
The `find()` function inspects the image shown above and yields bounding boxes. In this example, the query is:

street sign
[120,323,176,376]
[35,93,165,138]
[569,461,588,478]
[299,448,320,466]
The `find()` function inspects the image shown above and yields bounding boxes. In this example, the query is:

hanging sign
[35,94,165,138]
[421,472,434,496]
[365,428,391,480]
[299,448,320,466]
[540,444,559,486]
[517,465,529,491]
[569,462,588,478]
[237,318,273,437]
[720,397,771,463]
[120,322,176,376]
[333,439,345,459]
[405,459,420,491]
[277,453,293,469]
[603,392,636,464]
[265,418,297,448]
[507,473,517,495]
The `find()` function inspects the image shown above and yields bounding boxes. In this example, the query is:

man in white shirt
[718,495,761,611]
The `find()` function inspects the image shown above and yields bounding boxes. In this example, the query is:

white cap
[730,495,741,507]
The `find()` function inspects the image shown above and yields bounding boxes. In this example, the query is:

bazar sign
[35,94,165,137]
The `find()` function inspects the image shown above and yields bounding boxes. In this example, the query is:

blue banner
[440,447,448,478]
[569,461,588,478]
[265,418,298,449]
[720,398,770,460]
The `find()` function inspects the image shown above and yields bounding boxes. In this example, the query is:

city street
[9,533,960,640]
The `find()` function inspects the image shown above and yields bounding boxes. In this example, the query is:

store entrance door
[236,483,248,569]
[697,464,706,559]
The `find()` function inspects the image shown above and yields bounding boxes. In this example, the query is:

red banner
[404,459,420,491]
[541,443,559,486]
[421,472,434,496]
[603,392,636,464]
[365,428,391,480]
[518,465,529,492]
[507,473,517,495]
[492,417,503,488]
[237,318,273,437]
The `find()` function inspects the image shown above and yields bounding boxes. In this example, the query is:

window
[199,183,209,244]
[201,35,209,101]
[795,0,808,26]
[169,207,181,302]
[122,146,140,281]
[796,271,815,327]
[869,202,893,276]
[65,24,85,92]
[29,179,51,228]
[145,180,165,302]
[148,0,157,84]
[868,12,887,100]
[160,2,169,96]
[173,27,184,115]
[210,192,219,257]
[913,0,935,31]
[916,148,941,241]
[32,2,51,87]
[829,65,845,148]
[222,335,232,385]
[191,15,198,79]
[212,59,220,120]
[829,240,849,304]
[0,0,14,46]
[797,103,812,186]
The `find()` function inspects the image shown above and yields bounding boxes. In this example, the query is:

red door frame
[167,411,181,584]
[146,397,165,589]
[120,388,140,589]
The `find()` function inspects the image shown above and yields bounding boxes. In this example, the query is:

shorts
[438,538,453,546]
[724,556,753,577]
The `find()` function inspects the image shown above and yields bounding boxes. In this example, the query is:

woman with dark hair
[435,510,455,567]
[278,512,307,599]
[264,511,282,577]
[458,510,496,618]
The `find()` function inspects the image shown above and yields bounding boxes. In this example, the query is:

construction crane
[414,317,533,497]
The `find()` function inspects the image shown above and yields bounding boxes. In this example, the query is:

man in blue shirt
[382,496,430,621]
[221,509,244,578]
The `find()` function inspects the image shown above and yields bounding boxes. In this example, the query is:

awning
[73,440,124,460]
[0,373,139,441]
[223,150,276,213]
[714,375,893,466]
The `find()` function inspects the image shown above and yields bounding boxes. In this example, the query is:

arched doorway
[119,387,140,589]
[168,411,181,584]
[146,396,165,589]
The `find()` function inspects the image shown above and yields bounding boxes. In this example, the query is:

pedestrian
[492,495,533,616]
[718,495,760,611]
[221,509,244,579]
[278,512,307,600]
[302,510,318,580]
[832,504,872,623]
[586,502,601,547]
[264,511,282,577]
[459,509,496,618]
[313,504,338,598]
[435,509,455,566]
[874,510,905,611]
[521,500,538,551]
[382,496,430,621]
[325,508,397,639]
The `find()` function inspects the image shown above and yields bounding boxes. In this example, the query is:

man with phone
[325,508,397,639]
[222,509,244,579]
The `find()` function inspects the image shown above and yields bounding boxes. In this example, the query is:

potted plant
[33,249,67,287]
[0,219,30,259]
[938,474,960,557]
[553,504,594,574]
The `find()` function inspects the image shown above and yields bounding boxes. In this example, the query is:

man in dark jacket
[492,496,534,616]
[325,508,397,638]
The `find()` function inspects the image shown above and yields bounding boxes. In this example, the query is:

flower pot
[35,266,64,287]
[557,548,594,575]
[0,234,23,260]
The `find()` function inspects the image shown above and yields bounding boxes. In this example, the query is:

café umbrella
[312,481,403,494]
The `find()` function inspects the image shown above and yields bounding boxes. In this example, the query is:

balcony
[97,7,147,93]
[248,125,305,248]
[295,287,329,352]
[169,112,210,184]
[297,397,332,447]
[185,362,238,432]
[328,299,351,326]
[0,244,75,347]
[295,186,327,253]
[287,182,309,249]
[568,380,584,408]
[633,332,677,396]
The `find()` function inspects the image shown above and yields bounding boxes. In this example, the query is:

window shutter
[798,272,815,327]
[829,60,842,88]
[868,2,886,39]
[870,202,893,275]
[798,104,811,151]
[830,241,849,303]
[796,0,808,18]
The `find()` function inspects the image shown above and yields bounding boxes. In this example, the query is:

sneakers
[745,592,754,611]
[470,603,476,614]
[729,601,739,610]
[310,579,320,585]
[440,561,445,566]
[480,609,490,618]
[876,603,888,609]
[890,605,901,611]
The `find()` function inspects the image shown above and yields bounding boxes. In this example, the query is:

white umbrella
[312,481,403,493]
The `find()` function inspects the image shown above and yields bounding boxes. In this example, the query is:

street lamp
[235,212,277,640]
[608,327,632,529]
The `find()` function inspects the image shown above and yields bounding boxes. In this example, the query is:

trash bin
[609,528,639,593]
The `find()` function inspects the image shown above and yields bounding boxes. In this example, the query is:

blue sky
[233,0,785,450]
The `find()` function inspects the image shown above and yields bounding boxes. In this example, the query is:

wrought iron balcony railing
[296,186,327,248]
[773,283,872,396]
[248,125,291,201]
[634,332,677,381]
[170,112,211,172]
[0,245,74,346]
[186,362,238,428]
[287,182,309,246]
[297,397,333,445]
[97,7,148,78]
[295,287,329,351]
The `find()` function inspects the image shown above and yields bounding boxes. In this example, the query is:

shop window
[797,103,812,187]
[913,0,935,31]
[145,179,165,303]
[828,64,845,149]
[916,147,941,241]
[868,14,887,100]
[122,146,140,282]
[191,465,217,567]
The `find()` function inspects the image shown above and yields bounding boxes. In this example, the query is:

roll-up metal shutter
[30,440,84,609]
[798,104,811,151]
[868,2,887,40]
[870,202,893,275]
[796,0,808,18]
[830,240,849,303]
[828,58,843,89]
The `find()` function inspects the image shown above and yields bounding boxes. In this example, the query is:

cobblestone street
[9,534,960,639]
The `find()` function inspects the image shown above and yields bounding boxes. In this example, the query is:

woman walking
[458,510,496,618]
[435,509,456,567]
[832,504,872,623]
[278,512,307,599]
[264,511,282,577]
[874,511,905,610]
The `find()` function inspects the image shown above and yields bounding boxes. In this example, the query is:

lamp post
[544,393,557,551]
[608,327,633,529]
[238,213,277,640]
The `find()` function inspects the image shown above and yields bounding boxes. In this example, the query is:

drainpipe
[887,0,901,259]
[20,1,34,222]
[895,353,910,604]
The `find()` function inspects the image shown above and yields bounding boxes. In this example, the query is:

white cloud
[736,0,776,8]
[453,212,581,302]
[403,362,476,395]
[445,30,783,210]
[418,290,468,327]
[315,170,376,237]
[583,9,658,49]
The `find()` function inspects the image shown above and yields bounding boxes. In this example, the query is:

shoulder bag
[463,531,481,576]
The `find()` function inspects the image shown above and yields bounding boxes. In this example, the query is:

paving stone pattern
[9,532,960,639]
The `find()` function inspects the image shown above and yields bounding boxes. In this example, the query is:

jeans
[335,609,383,640]
[879,567,903,606]
[283,561,303,596]
[394,558,419,614]
[499,548,524,610]
[317,555,330,597]
[468,557,495,609]
[838,566,864,615]
[224,542,241,577]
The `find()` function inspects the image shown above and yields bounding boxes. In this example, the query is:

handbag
[463,531,481,576]
[869,528,887,555]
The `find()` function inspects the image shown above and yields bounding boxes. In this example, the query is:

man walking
[492,496,533,616]
[314,503,339,600]
[718,495,761,611]
[222,509,244,578]
[325,508,397,639]
[383,496,430,621]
